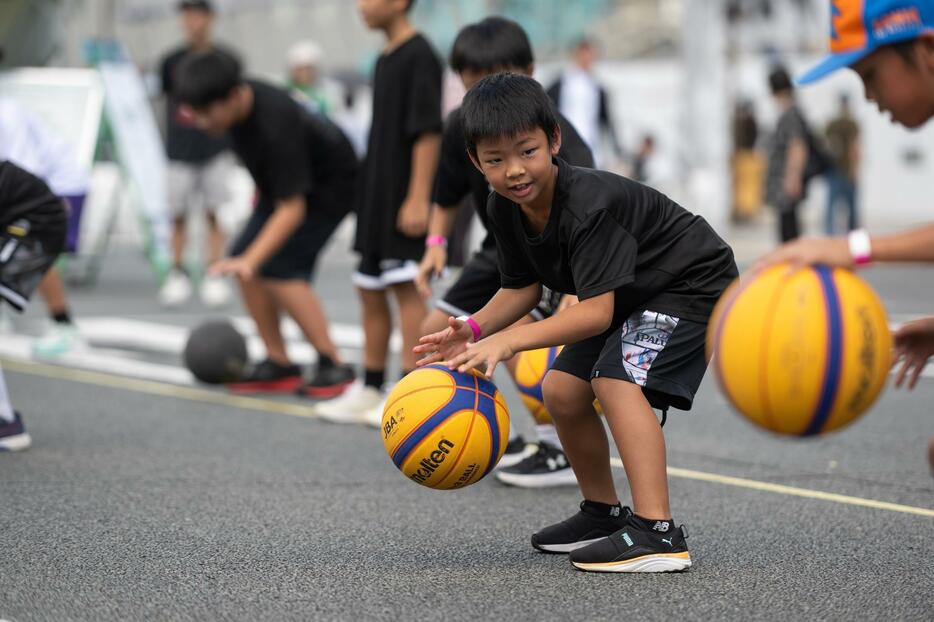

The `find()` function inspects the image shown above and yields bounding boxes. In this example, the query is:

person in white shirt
[546,38,622,169]
[0,97,90,357]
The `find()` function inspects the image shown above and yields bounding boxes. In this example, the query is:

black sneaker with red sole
[227,360,304,394]
[296,364,355,398]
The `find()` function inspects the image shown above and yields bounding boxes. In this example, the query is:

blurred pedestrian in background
[823,94,860,234]
[286,40,341,118]
[765,66,811,242]
[731,98,764,222]
[158,0,237,309]
[547,37,623,169]
[0,97,88,358]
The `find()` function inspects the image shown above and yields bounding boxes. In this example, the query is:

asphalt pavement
[1,227,933,621]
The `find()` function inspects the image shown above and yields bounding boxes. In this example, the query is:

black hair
[450,17,533,74]
[174,49,242,109]
[461,73,558,157]
[177,0,214,13]
[768,66,793,94]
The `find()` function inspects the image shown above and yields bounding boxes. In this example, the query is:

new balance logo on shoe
[662,537,673,546]
[653,521,670,532]
[609,506,621,517]
[620,532,634,546]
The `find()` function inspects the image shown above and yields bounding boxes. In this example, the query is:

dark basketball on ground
[183,320,248,384]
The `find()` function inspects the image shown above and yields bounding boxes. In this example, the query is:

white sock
[535,424,562,450]
[0,365,15,423]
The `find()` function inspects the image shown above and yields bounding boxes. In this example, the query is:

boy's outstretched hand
[445,332,516,379]
[752,236,853,273]
[894,316,934,390]
[413,316,473,367]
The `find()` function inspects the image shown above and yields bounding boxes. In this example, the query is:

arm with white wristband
[754,223,934,273]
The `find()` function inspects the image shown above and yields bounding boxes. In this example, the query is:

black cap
[178,0,214,12]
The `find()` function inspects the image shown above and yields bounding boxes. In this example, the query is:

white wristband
[848,229,872,266]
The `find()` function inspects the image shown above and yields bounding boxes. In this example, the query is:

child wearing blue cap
[757,0,934,473]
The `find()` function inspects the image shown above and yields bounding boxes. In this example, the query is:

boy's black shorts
[230,206,345,281]
[436,246,561,320]
[0,204,67,311]
[551,309,709,412]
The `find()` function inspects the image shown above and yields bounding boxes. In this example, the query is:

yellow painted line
[611,458,934,518]
[6,355,932,518]
[0,356,316,419]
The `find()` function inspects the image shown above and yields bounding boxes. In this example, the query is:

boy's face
[459,64,533,91]
[852,36,934,129]
[471,127,561,206]
[180,8,213,43]
[357,0,407,30]
[184,90,241,135]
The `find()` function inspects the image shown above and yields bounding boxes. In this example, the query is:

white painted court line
[610,458,934,518]
[77,317,401,357]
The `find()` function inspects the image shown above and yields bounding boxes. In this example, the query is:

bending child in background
[415,16,595,488]
[0,161,68,451]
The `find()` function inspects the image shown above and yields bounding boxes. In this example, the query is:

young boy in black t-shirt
[174,50,356,397]
[316,0,442,425]
[415,17,595,488]
[0,160,67,451]
[416,74,738,572]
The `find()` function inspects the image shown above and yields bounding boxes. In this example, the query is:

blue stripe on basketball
[477,389,500,478]
[806,266,844,436]
[391,382,478,468]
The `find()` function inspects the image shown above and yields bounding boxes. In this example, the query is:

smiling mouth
[508,182,532,194]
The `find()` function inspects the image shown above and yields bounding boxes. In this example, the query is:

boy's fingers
[909,362,924,390]
[895,359,910,388]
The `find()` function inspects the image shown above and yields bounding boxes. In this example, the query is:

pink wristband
[426,235,447,248]
[458,315,482,342]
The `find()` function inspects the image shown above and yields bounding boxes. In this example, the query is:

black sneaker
[569,513,691,573]
[297,364,355,398]
[0,411,31,452]
[496,435,536,469]
[227,359,303,394]
[495,441,577,488]
[531,501,632,553]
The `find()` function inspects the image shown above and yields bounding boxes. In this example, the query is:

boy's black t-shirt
[160,45,232,163]
[487,158,737,323]
[0,160,64,232]
[433,106,595,249]
[354,34,443,260]
[230,80,358,216]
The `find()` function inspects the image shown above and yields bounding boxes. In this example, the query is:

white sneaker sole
[495,467,579,488]
[572,552,692,573]
[532,536,606,553]
[0,432,32,452]
[496,443,537,469]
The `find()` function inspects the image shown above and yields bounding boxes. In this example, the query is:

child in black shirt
[415,16,595,488]
[316,0,443,425]
[416,74,738,573]
[0,160,67,451]
[174,50,356,397]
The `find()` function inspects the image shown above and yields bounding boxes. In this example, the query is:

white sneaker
[32,322,85,358]
[361,396,387,429]
[315,382,384,424]
[200,275,231,308]
[159,269,192,308]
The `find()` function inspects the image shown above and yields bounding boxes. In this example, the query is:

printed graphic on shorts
[620,310,680,386]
